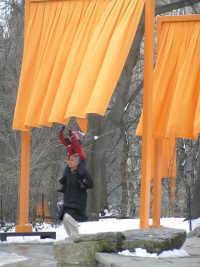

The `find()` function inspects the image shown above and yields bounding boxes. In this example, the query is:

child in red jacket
[57,126,87,195]
[59,126,86,161]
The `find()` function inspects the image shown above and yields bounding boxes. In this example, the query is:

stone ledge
[54,227,186,267]
[187,226,200,238]
[182,237,200,256]
[96,252,200,267]
[121,227,186,253]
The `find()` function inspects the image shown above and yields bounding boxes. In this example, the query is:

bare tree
[0,0,199,222]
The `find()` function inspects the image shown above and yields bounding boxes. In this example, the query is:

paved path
[0,237,199,267]
[0,242,57,267]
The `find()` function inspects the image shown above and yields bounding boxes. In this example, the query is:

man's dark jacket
[59,162,93,219]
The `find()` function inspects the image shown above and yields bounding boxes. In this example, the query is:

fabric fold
[13,0,144,131]
[137,19,200,139]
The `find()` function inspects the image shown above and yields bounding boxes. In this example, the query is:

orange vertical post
[16,131,32,232]
[152,139,162,227]
[139,0,155,229]
[152,16,162,227]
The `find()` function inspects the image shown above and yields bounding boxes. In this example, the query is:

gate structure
[12,0,200,232]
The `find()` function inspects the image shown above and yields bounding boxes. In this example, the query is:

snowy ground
[119,247,189,258]
[0,217,200,262]
[0,217,200,243]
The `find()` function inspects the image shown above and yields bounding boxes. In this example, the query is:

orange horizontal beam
[157,14,200,24]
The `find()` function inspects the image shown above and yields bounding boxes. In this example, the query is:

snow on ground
[0,217,199,263]
[119,248,189,258]
[79,217,200,235]
[0,217,200,244]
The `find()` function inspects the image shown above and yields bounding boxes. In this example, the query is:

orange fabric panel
[136,16,200,183]
[13,0,144,130]
[137,18,200,139]
[153,138,176,179]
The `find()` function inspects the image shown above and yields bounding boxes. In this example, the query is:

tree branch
[156,0,200,15]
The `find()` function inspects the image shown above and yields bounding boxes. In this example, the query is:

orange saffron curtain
[136,16,200,182]
[152,137,176,179]
[137,17,200,139]
[13,0,144,131]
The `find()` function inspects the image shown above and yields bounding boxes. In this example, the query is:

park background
[0,0,200,224]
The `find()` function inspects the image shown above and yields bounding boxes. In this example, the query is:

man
[58,153,93,238]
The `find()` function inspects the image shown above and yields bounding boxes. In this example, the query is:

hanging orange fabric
[13,0,144,131]
[137,16,200,139]
[153,137,176,179]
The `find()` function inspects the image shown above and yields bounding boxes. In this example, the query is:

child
[59,126,86,160]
